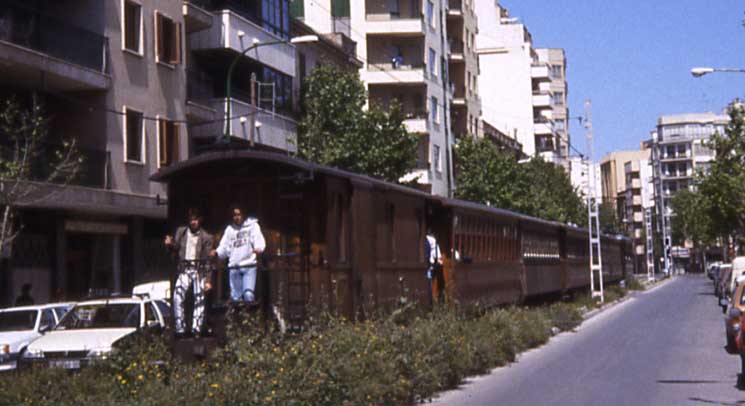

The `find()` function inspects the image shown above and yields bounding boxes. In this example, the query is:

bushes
[0,303,586,406]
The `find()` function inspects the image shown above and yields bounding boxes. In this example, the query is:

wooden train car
[151,150,630,323]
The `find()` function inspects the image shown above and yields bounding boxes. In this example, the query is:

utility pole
[249,73,257,148]
[644,206,655,281]
[585,100,604,303]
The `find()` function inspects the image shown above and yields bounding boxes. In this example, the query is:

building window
[123,0,142,54]
[428,48,436,77]
[155,12,181,65]
[124,108,144,163]
[430,96,439,124]
[158,118,179,167]
[551,65,563,78]
[289,0,304,18]
[553,91,564,106]
[264,0,291,39]
[433,144,441,172]
[426,0,435,28]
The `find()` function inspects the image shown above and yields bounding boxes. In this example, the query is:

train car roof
[152,150,630,242]
[150,149,434,199]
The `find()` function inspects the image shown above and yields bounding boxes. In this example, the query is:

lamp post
[691,67,745,77]
[220,35,318,145]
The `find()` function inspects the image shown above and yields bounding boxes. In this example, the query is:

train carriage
[152,150,631,329]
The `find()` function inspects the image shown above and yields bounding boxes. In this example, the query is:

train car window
[386,203,395,262]
[336,194,347,263]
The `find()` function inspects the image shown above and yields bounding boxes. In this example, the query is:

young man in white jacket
[212,205,266,303]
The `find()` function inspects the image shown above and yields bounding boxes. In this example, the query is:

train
[152,150,633,326]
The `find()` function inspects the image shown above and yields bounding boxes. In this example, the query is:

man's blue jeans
[229,266,257,302]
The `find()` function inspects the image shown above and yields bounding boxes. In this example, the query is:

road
[431,275,745,406]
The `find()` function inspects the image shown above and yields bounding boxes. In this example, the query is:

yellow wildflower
[210,383,220,389]
[137,374,144,381]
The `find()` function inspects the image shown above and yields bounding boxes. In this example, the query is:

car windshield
[56,303,140,330]
[0,310,37,332]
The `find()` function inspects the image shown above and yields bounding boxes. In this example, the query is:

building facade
[446,0,481,141]
[474,2,558,160]
[600,149,650,223]
[536,48,569,166]
[568,157,601,203]
[622,154,653,272]
[1,0,353,305]
[651,111,728,272]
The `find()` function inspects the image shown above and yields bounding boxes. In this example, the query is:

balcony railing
[0,2,108,72]
[449,40,464,54]
[369,60,425,71]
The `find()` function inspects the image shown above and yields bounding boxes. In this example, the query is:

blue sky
[500,0,745,159]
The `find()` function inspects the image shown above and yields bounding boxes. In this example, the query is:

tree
[454,136,586,225]
[0,96,81,254]
[297,65,419,183]
[598,202,621,234]
[697,102,745,249]
[669,188,714,247]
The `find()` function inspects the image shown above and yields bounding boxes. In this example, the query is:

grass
[0,284,630,405]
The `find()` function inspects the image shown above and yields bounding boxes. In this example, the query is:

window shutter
[172,22,182,64]
[155,13,163,62]
[158,119,166,166]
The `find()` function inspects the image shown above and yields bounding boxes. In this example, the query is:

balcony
[532,91,553,109]
[183,1,214,33]
[403,111,428,133]
[188,7,295,76]
[632,194,643,206]
[365,63,427,84]
[190,96,297,153]
[447,0,463,18]
[631,178,642,189]
[365,15,425,36]
[448,40,464,62]
[533,118,555,135]
[531,63,553,82]
[0,2,110,91]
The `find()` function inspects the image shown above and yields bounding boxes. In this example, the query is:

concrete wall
[104,0,187,198]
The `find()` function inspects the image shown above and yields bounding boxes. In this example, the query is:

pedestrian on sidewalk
[165,207,214,337]
[211,204,266,303]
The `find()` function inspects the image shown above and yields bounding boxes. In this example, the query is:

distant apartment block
[446,0,482,141]
[622,154,653,272]
[651,111,728,265]
[568,157,601,202]
[474,2,561,161]
[600,149,650,222]
[536,48,569,166]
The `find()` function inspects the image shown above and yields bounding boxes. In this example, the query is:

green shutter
[290,0,304,18]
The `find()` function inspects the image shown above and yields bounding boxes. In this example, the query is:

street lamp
[691,67,745,77]
[220,35,318,145]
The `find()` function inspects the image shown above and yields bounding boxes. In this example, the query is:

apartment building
[344,0,453,196]
[474,2,557,160]
[600,149,650,223]
[568,157,601,203]
[0,0,188,304]
[622,155,653,272]
[446,0,481,140]
[651,111,728,270]
[536,48,569,166]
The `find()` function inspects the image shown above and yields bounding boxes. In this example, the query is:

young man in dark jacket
[165,208,213,337]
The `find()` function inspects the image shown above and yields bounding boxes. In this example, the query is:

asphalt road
[431,275,745,406]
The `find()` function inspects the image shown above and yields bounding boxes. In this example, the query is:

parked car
[725,279,745,354]
[716,264,733,299]
[708,261,722,280]
[22,282,171,370]
[729,257,745,297]
[0,303,74,371]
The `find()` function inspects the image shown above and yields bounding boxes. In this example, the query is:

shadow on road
[658,380,726,384]
[687,397,745,405]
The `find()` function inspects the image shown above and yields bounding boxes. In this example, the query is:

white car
[0,303,74,371]
[23,283,171,370]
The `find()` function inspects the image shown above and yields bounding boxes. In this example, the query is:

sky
[500,0,745,160]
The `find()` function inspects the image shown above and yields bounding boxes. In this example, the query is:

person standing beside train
[211,204,266,303]
[165,207,214,337]
[426,229,444,305]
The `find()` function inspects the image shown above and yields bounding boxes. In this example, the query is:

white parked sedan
[22,295,171,370]
[0,303,74,371]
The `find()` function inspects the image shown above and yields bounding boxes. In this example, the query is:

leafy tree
[297,65,419,182]
[697,102,745,248]
[598,202,621,234]
[669,188,714,247]
[0,96,81,253]
[454,136,586,225]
